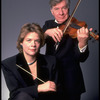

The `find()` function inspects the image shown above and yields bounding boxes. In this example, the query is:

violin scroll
[89,31,99,40]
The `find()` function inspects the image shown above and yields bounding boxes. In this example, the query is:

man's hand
[77,27,93,48]
[45,28,63,43]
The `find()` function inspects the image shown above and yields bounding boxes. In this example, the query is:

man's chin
[58,19,66,24]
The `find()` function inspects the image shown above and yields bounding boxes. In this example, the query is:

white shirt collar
[54,19,58,23]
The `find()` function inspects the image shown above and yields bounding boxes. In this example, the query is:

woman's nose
[31,41,36,46]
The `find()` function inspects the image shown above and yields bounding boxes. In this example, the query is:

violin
[59,17,99,40]
[59,0,99,41]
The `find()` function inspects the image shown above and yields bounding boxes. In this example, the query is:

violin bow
[16,64,45,83]
[63,0,81,33]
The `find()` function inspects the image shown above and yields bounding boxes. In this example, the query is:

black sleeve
[1,61,38,99]
[42,20,57,32]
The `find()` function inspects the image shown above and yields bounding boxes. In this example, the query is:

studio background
[1,0,99,100]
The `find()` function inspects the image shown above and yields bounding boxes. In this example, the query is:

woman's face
[21,32,40,57]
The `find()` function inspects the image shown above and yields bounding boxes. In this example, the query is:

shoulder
[37,54,57,70]
[38,54,56,63]
[1,54,17,68]
[43,19,55,28]
[44,19,55,24]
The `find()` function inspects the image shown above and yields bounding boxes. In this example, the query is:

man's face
[51,0,69,24]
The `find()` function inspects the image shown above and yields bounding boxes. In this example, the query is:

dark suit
[42,20,89,100]
[1,53,59,100]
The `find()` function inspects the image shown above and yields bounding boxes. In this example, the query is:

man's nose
[59,9,64,15]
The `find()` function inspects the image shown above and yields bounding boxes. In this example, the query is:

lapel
[54,35,69,54]
[47,20,69,54]
[16,53,35,86]
[37,54,49,84]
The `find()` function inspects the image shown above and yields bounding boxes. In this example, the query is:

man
[42,0,92,100]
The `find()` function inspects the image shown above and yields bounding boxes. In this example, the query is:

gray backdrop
[1,0,99,100]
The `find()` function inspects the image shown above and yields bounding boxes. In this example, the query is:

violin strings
[16,64,45,83]
[90,32,95,37]
[63,0,81,33]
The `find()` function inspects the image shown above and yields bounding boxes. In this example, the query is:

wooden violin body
[59,17,99,40]
[58,0,99,41]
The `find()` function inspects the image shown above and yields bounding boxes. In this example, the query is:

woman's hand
[38,81,56,92]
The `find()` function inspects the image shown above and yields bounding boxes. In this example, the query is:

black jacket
[1,53,59,100]
[43,20,89,95]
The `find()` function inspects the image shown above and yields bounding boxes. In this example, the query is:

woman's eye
[35,40,40,43]
[27,39,31,42]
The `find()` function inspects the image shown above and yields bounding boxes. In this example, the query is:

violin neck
[89,31,99,40]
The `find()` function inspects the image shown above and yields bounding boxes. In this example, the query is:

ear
[20,43,23,48]
[50,9,54,15]
[20,43,22,45]
[20,43,23,46]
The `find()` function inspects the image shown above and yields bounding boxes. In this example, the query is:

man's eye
[54,8,59,10]
[63,6,67,9]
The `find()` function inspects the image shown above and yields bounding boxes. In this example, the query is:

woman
[1,23,59,100]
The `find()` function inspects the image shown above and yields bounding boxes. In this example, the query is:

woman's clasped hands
[38,81,56,92]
